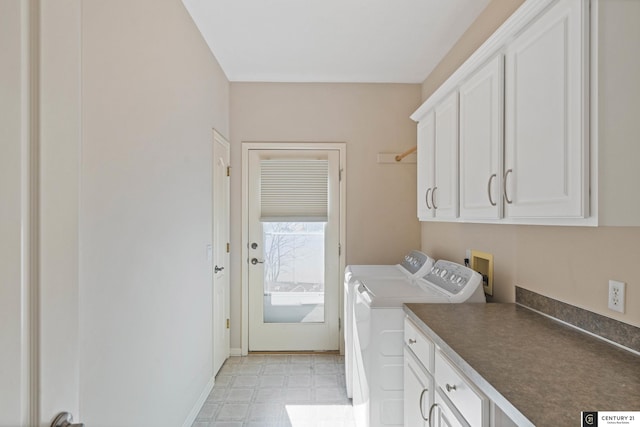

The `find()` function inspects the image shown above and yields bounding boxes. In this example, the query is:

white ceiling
[182,0,491,83]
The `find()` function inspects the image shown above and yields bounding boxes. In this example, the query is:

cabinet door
[504,0,588,219]
[433,392,469,427]
[433,92,459,219]
[417,112,436,220]
[459,55,504,220]
[404,350,432,427]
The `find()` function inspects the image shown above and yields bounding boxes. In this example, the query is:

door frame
[241,142,346,356]
[212,129,230,373]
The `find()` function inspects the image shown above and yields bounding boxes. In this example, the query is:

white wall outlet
[608,280,625,313]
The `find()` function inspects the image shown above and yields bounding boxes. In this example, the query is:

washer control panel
[401,250,433,275]
[424,260,481,295]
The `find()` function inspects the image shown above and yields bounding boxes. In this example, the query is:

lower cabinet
[434,351,488,426]
[404,349,433,427]
[433,391,468,427]
[404,317,517,427]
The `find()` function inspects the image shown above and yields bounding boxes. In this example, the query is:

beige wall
[422,0,524,101]
[421,0,640,328]
[80,0,229,425]
[229,83,423,350]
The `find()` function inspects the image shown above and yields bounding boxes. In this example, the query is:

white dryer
[344,251,434,398]
[352,260,485,427]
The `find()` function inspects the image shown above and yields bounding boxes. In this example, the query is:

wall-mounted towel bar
[376,145,417,164]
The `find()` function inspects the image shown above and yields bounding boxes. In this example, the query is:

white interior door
[247,148,341,351]
[212,131,230,374]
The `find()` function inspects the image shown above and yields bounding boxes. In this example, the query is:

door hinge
[226,319,230,329]
[339,168,343,181]
[339,317,341,330]
[227,166,230,177]
[226,242,230,253]
[339,243,342,256]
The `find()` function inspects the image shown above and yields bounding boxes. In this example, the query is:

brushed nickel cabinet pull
[428,403,439,427]
[419,388,429,421]
[488,173,497,206]
[503,169,513,204]
[432,186,438,210]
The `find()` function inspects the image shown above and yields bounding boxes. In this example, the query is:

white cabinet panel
[416,90,459,222]
[417,112,435,220]
[433,92,460,219]
[504,0,588,219]
[433,392,468,427]
[459,55,504,220]
[404,349,432,427]
[435,351,488,427]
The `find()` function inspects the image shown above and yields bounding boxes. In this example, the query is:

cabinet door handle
[503,169,513,204]
[419,388,429,421]
[408,338,417,344]
[487,173,497,206]
[428,403,439,427]
[445,383,457,392]
[425,188,432,210]
[432,186,438,210]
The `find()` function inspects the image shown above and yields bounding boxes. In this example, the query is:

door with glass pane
[247,149,340,351]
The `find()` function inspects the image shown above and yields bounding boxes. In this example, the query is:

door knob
[251,258,264,265]
[214,265,224,273]
[51,412,84,427]
[251,242,258,249]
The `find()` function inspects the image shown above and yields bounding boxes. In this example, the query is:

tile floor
[191,354,355,427]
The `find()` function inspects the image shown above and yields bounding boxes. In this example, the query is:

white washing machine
[344,251,434,398]
[352,260,486,427]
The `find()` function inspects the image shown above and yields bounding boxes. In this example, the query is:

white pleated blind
[260,159,329,222]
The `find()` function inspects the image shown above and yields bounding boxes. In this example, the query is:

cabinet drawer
[435,350,488,427]
[404,318,435,373]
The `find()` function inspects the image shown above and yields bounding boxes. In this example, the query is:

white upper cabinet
[459,55,504,220]
[504,0,588,220]
[433,92,459,220]
[416,92,459,221]
[417,112,435,220]
[410,0,616,226]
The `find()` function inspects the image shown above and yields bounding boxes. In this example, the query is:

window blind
[260,158,328,222]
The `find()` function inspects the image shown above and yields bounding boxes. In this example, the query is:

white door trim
[241,142,346,356]
[212,129,230,372]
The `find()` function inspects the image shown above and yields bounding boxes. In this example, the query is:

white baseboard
[230,347,242,357]
[182,376,215,427]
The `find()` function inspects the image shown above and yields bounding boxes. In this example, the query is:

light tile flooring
[191,354,355,427]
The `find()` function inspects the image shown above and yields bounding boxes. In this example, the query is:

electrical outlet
[608,280,625,313]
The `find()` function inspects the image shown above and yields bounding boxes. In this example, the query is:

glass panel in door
[263,222,325,323]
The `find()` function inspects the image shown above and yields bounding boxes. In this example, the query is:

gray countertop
[404,303,640,427]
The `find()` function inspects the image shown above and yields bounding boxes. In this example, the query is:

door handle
[250,258,264,265]
[51,412,84,427]
[251,242,258,249]
[214,265,224,273]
